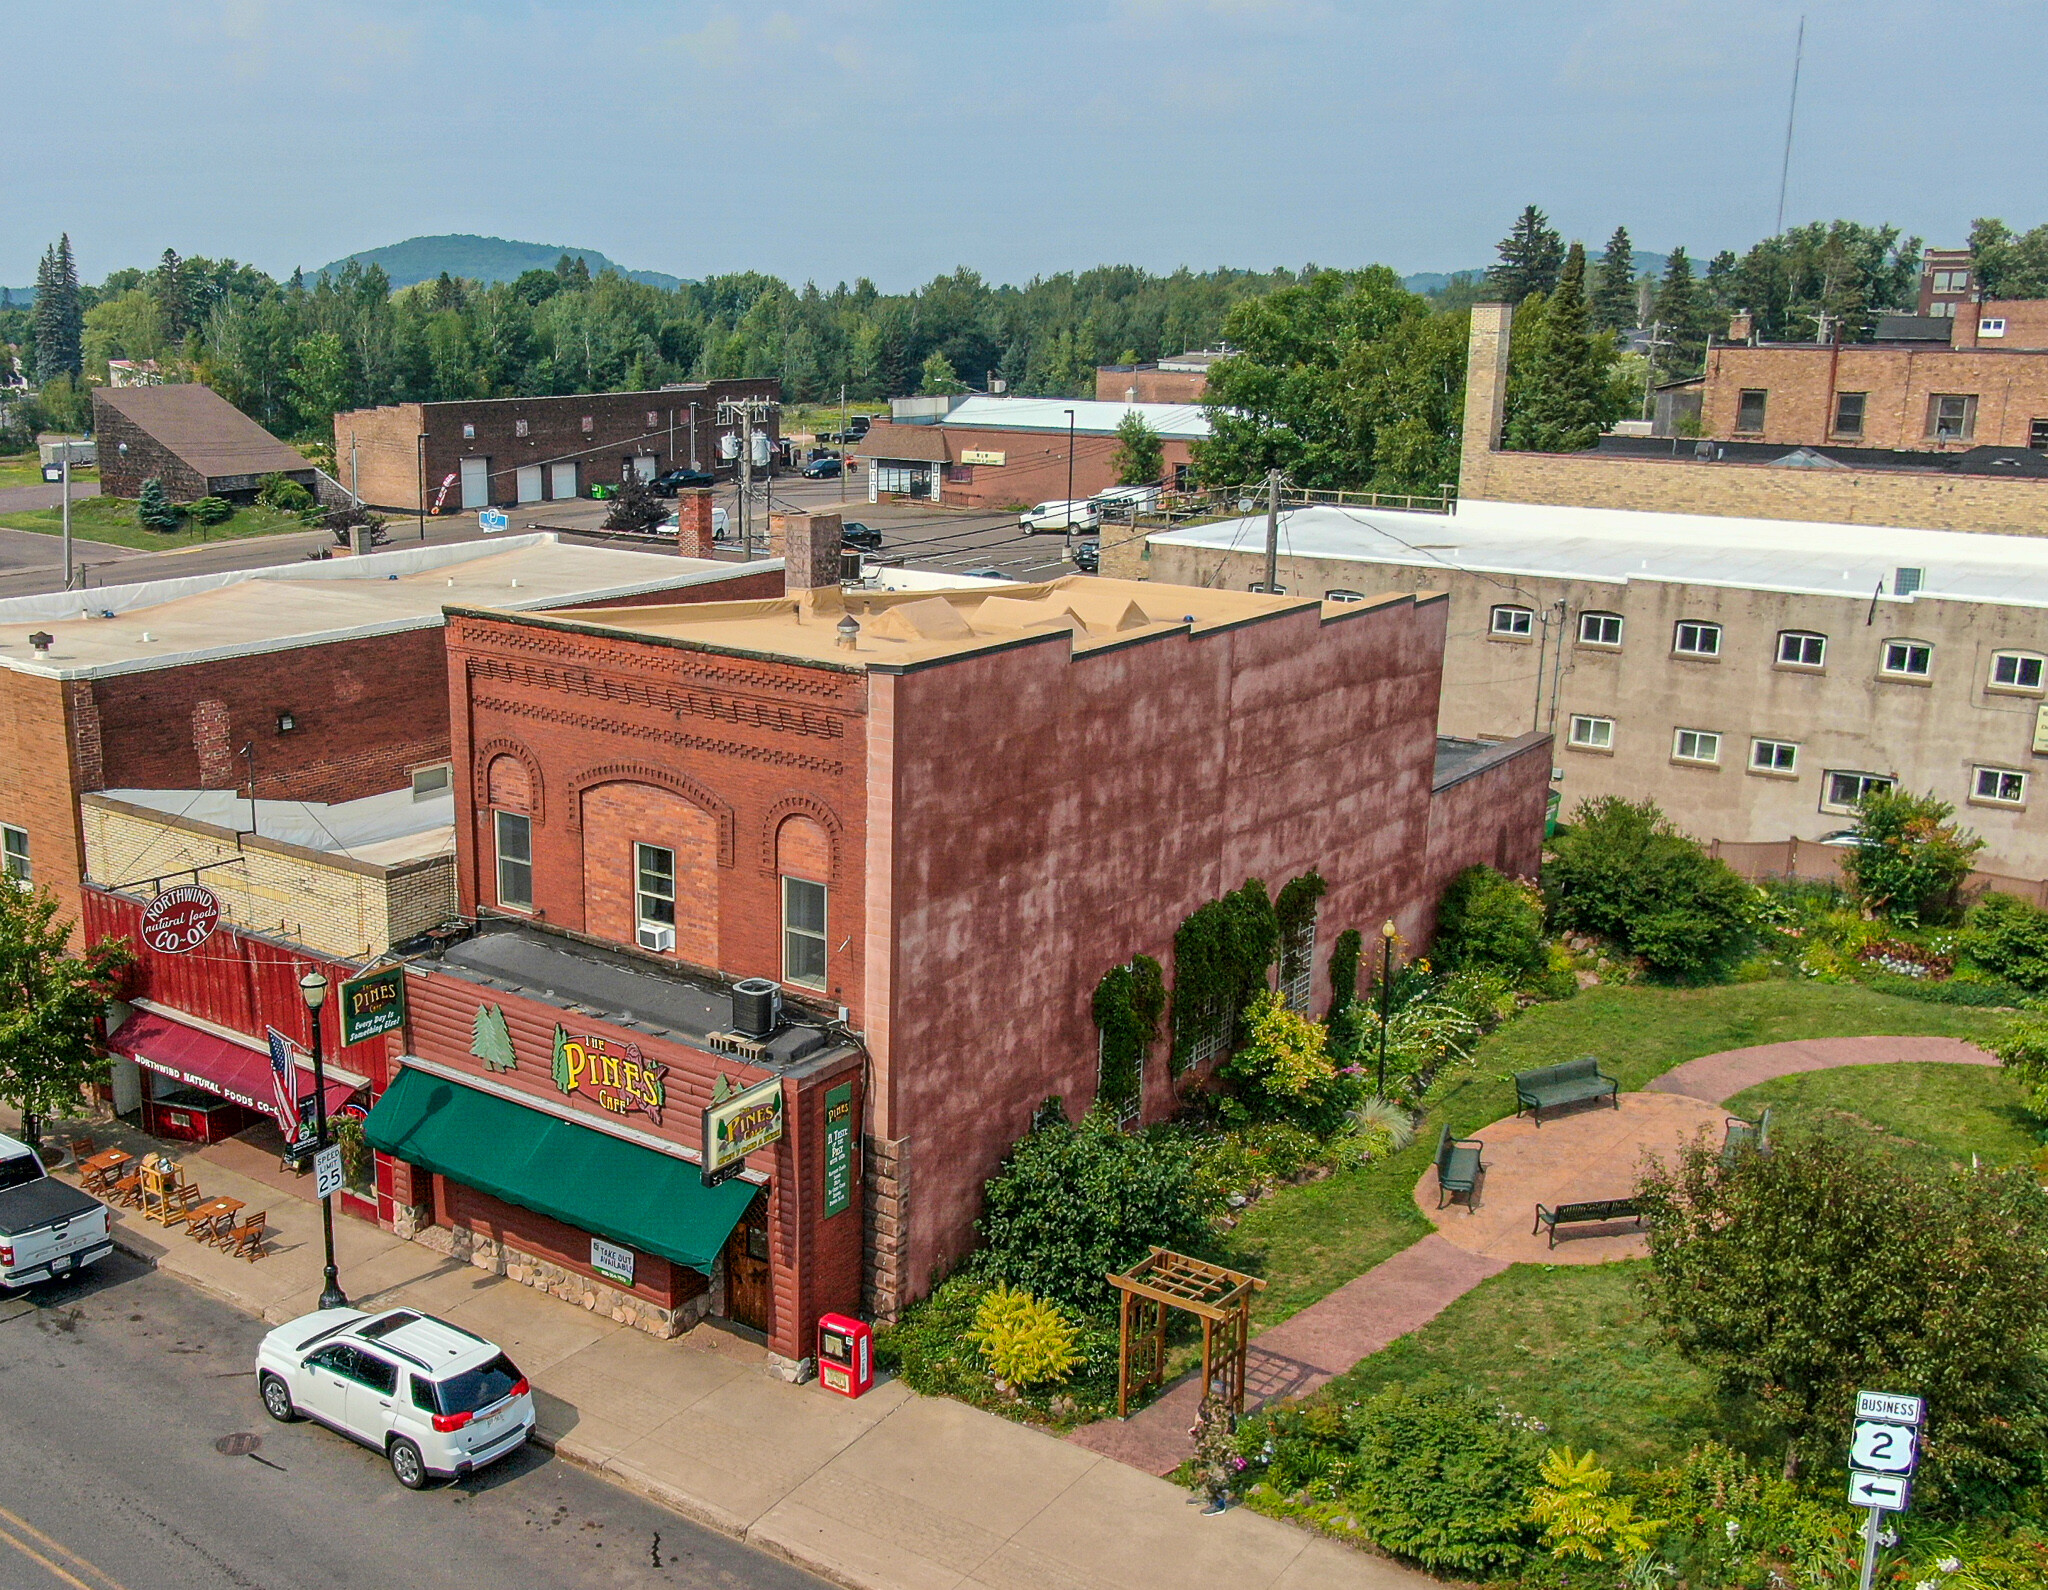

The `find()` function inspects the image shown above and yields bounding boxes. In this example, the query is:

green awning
[365,1067,757,1275]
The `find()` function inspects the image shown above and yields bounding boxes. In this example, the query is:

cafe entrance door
[722,1195,770,1332]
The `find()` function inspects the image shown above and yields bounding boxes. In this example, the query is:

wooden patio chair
[65,1134,95,1165]
[110,1168,143,1208]
[161,1180,204,1230]
[228,1212,267,1263]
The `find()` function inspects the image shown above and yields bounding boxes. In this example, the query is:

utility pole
[1063,408,1077,563]
[349,432,360,504]
[1640,320,1672,422]
[60,449,72,591]
[839,383,848,505]
[688,403,700,471]
[718,394,781,561]
[1262,468,1281,593]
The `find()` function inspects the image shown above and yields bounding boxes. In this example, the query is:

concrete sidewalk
[31,1119,1424,1590]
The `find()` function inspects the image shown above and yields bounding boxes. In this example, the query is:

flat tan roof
[527,576,1381,671]
[0,535,762,679]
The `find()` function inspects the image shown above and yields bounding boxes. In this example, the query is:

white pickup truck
[0,1133,113,1290]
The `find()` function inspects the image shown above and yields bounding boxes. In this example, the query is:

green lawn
[1223,982,2008,1328]
[0,494,318,552]
[1725,1061,2042,1174]
[1317,1262,1747,1473]
[0,454,76,491]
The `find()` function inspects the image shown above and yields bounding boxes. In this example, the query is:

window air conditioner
[637,923,676,953]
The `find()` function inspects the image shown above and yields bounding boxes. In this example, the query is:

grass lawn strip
[0,494,318,552]
[1725,1060,2038,1174]
[0,455,78,492]
[1224,982,2005,1329]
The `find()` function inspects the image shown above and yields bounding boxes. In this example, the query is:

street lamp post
[1376,920,1398,1100]
[299,969,348,1312]
[1063,408,1077,561]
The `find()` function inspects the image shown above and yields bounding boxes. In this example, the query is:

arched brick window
[486,753,531,812]
[775,814,831,883]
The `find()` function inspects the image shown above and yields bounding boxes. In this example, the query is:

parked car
[257,1306,535,1489]
[802,456,843,479]
[959,565,1006,580]
[841,521,882,550]
[1019,500,1100,534]
[1074,538,1100,574]
[1090,483,1160,516]
[654,506,731,540]
[0,1133,113,1291]
[648,468,717,496]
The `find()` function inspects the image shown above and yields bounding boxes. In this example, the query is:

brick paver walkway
[1073,1033,2004,1477]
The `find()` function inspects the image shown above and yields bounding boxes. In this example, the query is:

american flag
[265,1026,297,1130]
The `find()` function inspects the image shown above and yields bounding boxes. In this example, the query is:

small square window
[1980,318,2008,338]
[1491,605,1533,637]
[646,411,660,430]
[1833,392,1866,437]
[1674,621,1722,657]
[1568,715,1614,750]
[2030,418,2048,453]
[581,416,595,434]
[1735,389,1768,433]
[1893,566,1923,597]
[2,825,29,884]
[1673,729,1721,764]
[1777,631,1826,667]
[461,423,476,440]
[1750,739,1798,773]
[1974,767,2027,805]
[514,419,529,438]
[410,764,451,801]
[1882,640,1932,678]
[1992,652,2045,691]
[1825,771,1894,811]
[1324,589,1365,603]
[1578,612,1623,646]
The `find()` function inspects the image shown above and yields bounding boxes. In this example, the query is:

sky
[11,0,2048,292]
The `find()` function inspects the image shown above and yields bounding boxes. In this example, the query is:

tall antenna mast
[1774,14,1806,236]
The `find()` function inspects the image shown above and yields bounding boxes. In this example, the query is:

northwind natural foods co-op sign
[140,885,222,954]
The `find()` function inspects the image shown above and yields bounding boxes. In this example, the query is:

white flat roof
[1149,497,2048,609]
[940,395,1210,440]
[0,534,778,678]
[95,785,454,867]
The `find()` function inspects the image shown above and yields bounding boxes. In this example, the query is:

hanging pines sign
[551,1025,667,1124]
[338,965,407,1047]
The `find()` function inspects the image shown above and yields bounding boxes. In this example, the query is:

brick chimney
[1727,310,1754,343]
[770,511,844,594]
[675,489,716,558]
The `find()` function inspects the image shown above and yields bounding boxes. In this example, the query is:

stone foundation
[405,1220,708,1339]
[862,1133,909,1323]
[767,1351,817,1384]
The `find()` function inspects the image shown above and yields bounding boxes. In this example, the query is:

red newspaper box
[818,1313,872,1399]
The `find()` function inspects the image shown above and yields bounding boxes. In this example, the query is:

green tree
[1486,204,1564,304]
[152,247,192,339]
[1590,225,1637,332]
[1432,865,1545,978]
[918,349,965,395]
[0,887,132,1152]
[136,477,182,531]
[288,331,353,429]
[32,235,83,380]
[1546,796,1751,979]
[1651,246,1705,377]
[1842,787,1983,927]
[1504,242,1612,451]
[1636,1126,2048,1496]
[1110,411,1162,485]
[1968,217,2048,298]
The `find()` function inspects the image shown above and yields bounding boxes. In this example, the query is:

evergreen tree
[1486,205,1564,304]
[137,477,182,530]
[1651,246,1704,378]
[32,235,82,379]
[1505,244,1609,452]
[153,248,190,338]
[1590,226,1636,332]
[0,883,132,1152]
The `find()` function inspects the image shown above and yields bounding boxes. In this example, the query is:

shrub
[1216,989,1355,1132]
[875,1274,1120,1423]
[1546,797,1752,980]
[1326,927,1362,1017]
[136,477,182,530]
[1529,1447,1662,1563]
[325,500,389,548]
[601,474,665,532]
[1988,1013,2048,1114]
[186,495,233,526]
[1964,892,2048,992]
[965,1285,1081,1387]
[256,472,316,513]
[1433,865,1546,978]
[976,1106,1209,1312]
[1843,787,1984,927]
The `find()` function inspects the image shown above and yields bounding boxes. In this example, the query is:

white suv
[256,1307,535,1488]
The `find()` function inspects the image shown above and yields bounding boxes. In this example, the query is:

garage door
[459,456,490,509]
[549,462,577,500]
[516,465,544,504]
[631,455,657,482]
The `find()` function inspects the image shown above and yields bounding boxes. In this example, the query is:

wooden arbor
[1108,1247,1265,1418]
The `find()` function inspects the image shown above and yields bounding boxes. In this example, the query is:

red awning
[108,1008,357,1125]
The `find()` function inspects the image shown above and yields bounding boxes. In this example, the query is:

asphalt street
[0,1254,824,1590]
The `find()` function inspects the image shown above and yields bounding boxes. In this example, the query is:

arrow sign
[1848,1471,1910,1511]
[1849,1419,1918,1474]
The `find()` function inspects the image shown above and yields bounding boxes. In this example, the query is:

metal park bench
[1433,1124,1486,1210]
[1514,1056,1620,1124]
[1532,1198,1642,1248]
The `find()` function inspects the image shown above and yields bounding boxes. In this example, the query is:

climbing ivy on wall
[1275,870,1328,994]
[1170,878,1280,1073]
[1327,926,1363,1018]
[1092,955,1167,1121]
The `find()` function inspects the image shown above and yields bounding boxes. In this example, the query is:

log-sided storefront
[365,929,865,1369]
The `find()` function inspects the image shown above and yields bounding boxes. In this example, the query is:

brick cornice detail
[759,793,845,881]
[462,643,857,720]
[473,736,545,823]
[566,761,737,867]
[470,694,845,776]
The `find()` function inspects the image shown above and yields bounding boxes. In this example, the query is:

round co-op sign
[140,885,221,954]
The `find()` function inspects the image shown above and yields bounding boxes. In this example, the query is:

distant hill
[1404,253,1679,297]
[0,286,33,307]
[309,234,682,291]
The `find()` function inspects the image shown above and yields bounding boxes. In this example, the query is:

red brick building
[421,513,1549,1331]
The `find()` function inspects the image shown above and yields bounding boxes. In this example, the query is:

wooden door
[723,1198,771,1332]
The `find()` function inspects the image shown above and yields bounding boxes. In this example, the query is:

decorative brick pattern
[775,814,831,884]
[579,781,719,965]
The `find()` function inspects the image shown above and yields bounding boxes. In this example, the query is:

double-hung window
[783,877,828,989]
[1735,390,1768,433]
[1832,392,1867,438]
[635,844,676,944]
[1,825,29,884]
[1926,393,1977,441]
[494,812,533,909]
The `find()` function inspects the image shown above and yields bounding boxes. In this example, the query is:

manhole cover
[214,1433,262,1456]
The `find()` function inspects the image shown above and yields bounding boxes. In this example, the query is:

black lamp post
[1376,919,1398,1100]
[299,969,348,1312]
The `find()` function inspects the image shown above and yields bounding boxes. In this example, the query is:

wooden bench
[1433,1124,1486,1210]
[1514,1056,1619,1124]
[1722,1106,1772,1161]
[1532,1198,1641,1248]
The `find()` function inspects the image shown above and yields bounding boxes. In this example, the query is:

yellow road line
[0,1502,131,1590]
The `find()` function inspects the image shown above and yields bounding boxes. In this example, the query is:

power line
[1774,14,1806,236]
